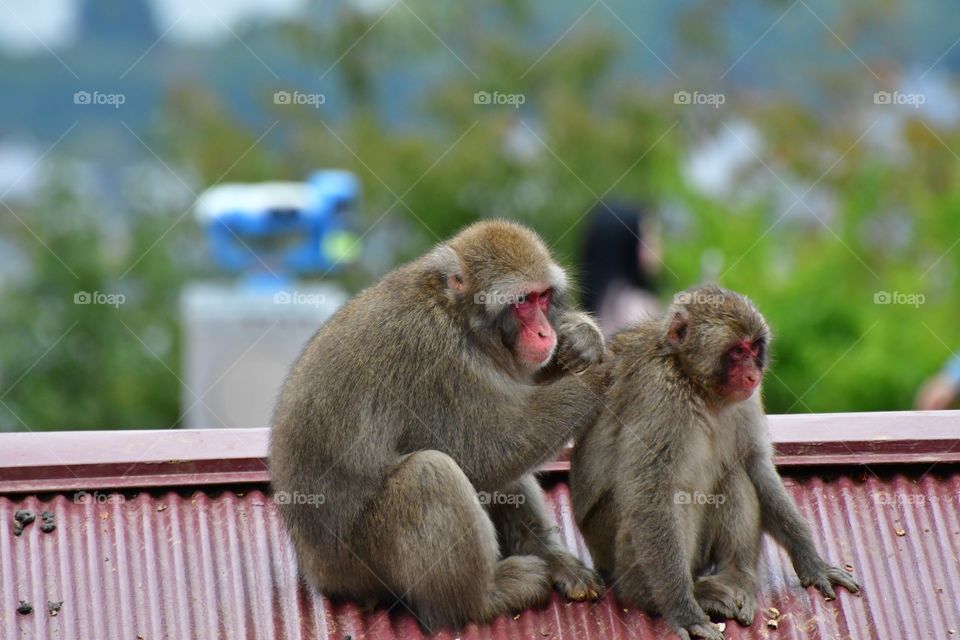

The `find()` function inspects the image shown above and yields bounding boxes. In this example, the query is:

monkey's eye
[752,338,766,359]
[538,288,553,311]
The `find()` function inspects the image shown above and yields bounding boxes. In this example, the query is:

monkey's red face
[511,289,556,368]
[721,339,764,402]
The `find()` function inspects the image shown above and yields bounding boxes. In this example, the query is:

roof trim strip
[0,411,957,493]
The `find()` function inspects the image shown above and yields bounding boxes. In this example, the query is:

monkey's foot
[694,575,756,626]
[797,561,860,600]
[485,555,553,619]
[546,551,603,601]
[673,621,725,640]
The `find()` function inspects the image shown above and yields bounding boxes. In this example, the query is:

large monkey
[571,285,859,640]
[271,220,607,632]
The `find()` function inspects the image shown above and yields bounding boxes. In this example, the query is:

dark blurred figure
[581,201,663,337]
[915,355,960,410]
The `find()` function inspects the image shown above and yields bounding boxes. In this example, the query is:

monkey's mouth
[723,377,759,402]
[516,344,556,369]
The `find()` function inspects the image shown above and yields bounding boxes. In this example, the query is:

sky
[0,0,310,54]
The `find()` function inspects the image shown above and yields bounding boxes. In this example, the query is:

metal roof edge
[0,411,957,493]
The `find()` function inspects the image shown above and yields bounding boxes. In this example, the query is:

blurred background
[2,0,960,431]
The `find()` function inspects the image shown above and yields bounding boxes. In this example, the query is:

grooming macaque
[271,220,607,632]
[571,285,859,640]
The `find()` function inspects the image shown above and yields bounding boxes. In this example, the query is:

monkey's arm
[745,440,860,598]
[465,368,606,490]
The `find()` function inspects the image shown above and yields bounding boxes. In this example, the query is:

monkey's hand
[554,313,604,375]
[796,559,860,600]
[546,550,603,602]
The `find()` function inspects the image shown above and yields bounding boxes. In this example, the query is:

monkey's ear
[666,311,689,346]
[426,244,467,296]
[447,273,466,293]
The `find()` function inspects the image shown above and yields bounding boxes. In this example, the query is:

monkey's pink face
[721,339,764,402]
[512,289,556,368]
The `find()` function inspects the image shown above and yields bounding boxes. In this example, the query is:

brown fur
[571,285,859,640]
[270,220,606,632]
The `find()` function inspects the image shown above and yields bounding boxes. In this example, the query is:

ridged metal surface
[2,471,958,639]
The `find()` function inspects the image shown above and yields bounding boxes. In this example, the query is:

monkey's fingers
[550,559,604,602]
[804,564,860,600]
[811,578,837,600]
[826,566,860,594]
[734,593,756,626]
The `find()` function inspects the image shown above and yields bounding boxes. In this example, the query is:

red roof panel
[1,411,959,639]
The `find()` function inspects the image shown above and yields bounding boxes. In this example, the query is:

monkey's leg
[487,474,602,601]
[360,450,552,632]
[614,502,724,640]
[746,455,860,598]
[694,469,760,626]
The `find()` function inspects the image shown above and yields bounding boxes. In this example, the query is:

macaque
[271,220,607,631]
[571,285,859,640]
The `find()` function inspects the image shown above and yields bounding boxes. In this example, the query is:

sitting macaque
[571,285,859,639]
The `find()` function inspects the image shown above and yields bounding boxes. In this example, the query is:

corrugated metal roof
[1,412,959,639]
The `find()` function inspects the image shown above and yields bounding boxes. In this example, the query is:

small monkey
[571,285,859,640]
[271,220,607,632]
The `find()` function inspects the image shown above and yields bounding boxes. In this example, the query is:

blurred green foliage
[2,1,959,430]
